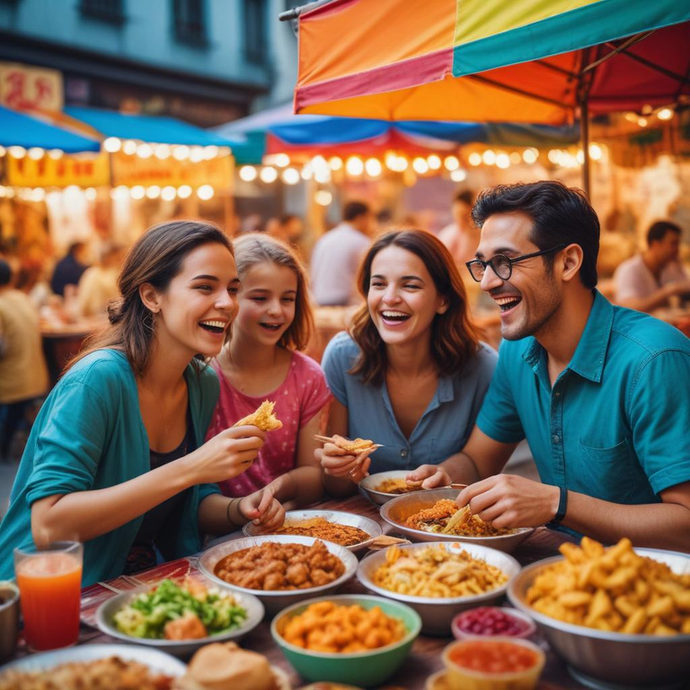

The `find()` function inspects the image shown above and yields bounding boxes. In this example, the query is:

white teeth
[382,311,409,318]
[493,297,520,305]
[200,320,227,328]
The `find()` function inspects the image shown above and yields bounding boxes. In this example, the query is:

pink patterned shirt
[206,351,332,497]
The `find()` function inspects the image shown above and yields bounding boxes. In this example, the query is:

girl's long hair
[230,233,314,351]
[349,229,480,386]
[65,220,233,377]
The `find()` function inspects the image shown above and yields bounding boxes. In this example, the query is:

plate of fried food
[381,488,534,553]
[95,577,264,657]
[0,644,185,690]
[508,536,690,688]
[243,510,383,554]
[198,535,359,615]
[358,471,425,506]
[358,541,520,635]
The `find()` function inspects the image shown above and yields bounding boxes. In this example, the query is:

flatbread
[233,400,283,431]
[336,437,375,453]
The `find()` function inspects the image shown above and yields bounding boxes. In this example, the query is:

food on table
[375,478,422,494]
[270,517,370,547]
[453,606,533,637]
[372,545,508,598]
[0,657,174,690]
[214,540,345,591]
[112,578,247,640]
[176,641,286,690]
[280,600,406,653]
[368,535,410,551]
[335,437,376,454]
[446,638,542,674]
[526,536,690,635]
[234,400,283,431]
[404,499,516,537]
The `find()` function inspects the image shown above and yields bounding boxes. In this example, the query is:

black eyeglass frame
[465,243,568,283]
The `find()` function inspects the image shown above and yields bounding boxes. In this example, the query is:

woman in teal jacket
[0,221,284,586]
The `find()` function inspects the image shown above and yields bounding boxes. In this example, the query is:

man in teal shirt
[411,181,690,552]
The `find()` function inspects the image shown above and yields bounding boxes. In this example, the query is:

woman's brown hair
[66,220,233,377]
[230,233,314,351]
[349,229,480,386]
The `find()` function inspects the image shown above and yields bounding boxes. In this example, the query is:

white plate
[1,643,186,676]
[359,470,422,505]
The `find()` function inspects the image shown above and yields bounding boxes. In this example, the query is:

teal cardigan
[0,349,221,586]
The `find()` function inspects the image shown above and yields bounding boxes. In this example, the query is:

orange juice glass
[14,541,83,651]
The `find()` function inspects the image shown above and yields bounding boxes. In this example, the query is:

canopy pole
[581,94,591,199]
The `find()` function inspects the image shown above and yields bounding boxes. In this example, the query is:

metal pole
[581,94,591,199]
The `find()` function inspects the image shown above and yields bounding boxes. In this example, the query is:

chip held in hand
[233,400,283,431]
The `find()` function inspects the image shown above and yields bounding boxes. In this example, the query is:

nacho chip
[233,400,283,431]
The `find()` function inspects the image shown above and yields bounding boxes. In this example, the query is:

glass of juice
[14,541,83,651]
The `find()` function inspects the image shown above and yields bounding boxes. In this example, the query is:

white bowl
[198,535,358,615]
[357,541,521,635]
[359,470,423,505]
[243,509,382,554]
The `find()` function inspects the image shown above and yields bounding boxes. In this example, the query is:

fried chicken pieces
[233,400,283,431]
[214,541,344,591]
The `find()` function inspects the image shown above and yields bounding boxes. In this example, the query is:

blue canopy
[65,106,232,146]
[0,105,100,152]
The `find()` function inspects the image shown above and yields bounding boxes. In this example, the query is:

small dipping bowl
[442,637,545,690]
[451,607,536,641]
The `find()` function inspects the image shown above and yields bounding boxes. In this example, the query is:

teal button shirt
[477,291,690,505]
[0,350,221,586]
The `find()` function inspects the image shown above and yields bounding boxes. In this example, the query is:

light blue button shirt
[321,332,497,472]
[477,291,690,504]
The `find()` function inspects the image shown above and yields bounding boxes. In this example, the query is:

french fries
[526,537,690,635]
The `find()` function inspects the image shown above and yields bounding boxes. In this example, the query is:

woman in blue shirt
[0,221,285,586]
[319,229,497,496]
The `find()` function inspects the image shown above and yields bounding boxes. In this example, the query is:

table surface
[11,494,588,689]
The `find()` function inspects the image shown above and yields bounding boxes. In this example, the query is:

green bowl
[271,594,421,687]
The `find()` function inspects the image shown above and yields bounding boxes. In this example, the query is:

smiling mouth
[259,323,283,331]
[381,310,411,323]
[199,319,228,334]
[493,296,522,313]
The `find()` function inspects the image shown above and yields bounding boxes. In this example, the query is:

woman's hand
[183,425,266,485]
[239,485,285,531]
[318,435,376,484]
[406,464,451,489]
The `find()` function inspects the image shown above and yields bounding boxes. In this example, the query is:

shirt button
[552,434,560,444]
[555,392,561,397]
[400,449,408,458]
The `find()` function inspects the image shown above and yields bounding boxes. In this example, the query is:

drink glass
[14,541,83,651]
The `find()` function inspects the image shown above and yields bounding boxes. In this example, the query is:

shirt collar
[521,290,614,384]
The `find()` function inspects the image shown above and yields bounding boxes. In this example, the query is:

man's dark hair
[647,220,681,246]
[67,241,85,257]
[454,190,474,206]
[0,259,11,287]
[472,181,600,289]
[343,201,370,222]
[279,214,299,225]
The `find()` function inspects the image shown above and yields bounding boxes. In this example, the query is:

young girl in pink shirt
[206,234,331,512]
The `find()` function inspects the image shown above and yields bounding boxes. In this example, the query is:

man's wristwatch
[550,485,568,524]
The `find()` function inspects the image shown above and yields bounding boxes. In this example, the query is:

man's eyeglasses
[465,244,567,283]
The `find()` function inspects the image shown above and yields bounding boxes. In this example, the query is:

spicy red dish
[452,606,536,639]
[447,639,540,674]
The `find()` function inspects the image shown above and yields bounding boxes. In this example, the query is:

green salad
[113,578,247,640]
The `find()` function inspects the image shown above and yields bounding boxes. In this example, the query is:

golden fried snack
[337,437,375,453]
[376,478,422,495]
[526,536,690,635]
[272,517,370,547]
[404,499,515,537]
[233,400,283,431]
[280,601,406,653]
[372,545,508,598]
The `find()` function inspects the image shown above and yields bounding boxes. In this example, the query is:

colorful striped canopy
[294,0,690,124]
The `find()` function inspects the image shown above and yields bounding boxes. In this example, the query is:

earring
[143,309,155,332]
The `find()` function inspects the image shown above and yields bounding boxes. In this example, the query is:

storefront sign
[112,153,232,188]
[0,62,63,112]
[7,153,110,188]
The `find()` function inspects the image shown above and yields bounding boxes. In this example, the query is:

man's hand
[406,464,451,489]
[456,475,560,529]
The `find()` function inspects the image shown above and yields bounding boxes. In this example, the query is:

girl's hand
[318,435,376,483]
[185,425,266,485]
[407,464,452,489]
[239,486,285,531]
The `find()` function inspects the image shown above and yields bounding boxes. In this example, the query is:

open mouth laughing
[492,294,522,315]
[259,322,283,332]
[199,319,228,334]
[380,310,411,326]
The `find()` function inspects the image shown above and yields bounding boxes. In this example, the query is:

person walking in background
[267,214,305,247]
[439,190,481,266]
[77,244,123,318]
[50,241,90,297]
[614,220,690,312]
[310,201,375,306]
[0,260,49,462]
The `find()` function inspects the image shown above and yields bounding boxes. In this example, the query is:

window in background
[244,0,267,65]
[79,0,126,23]
[173,0,208,46]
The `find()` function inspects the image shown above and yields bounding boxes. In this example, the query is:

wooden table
[12,495,587,689]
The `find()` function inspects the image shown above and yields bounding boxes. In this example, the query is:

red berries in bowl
[451,606,536,640]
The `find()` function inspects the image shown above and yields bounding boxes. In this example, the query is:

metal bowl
[380,488,534,553]
[198,535,358,615]
[357,541,521,635]
[508,548,690,688]
[243,509,382,554]
[359,470,424,506]
[96,582,264,658]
